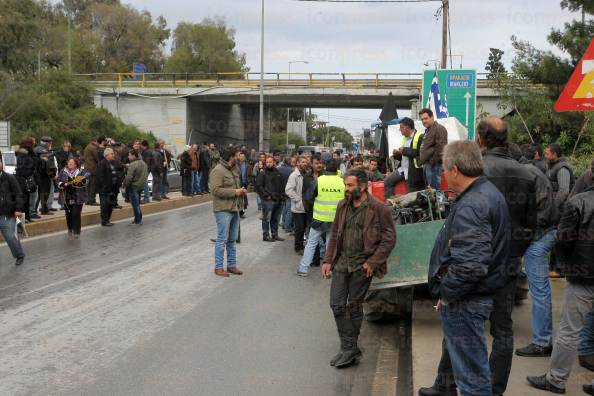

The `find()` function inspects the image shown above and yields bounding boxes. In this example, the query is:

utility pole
[259,0,265,152]
[68,15,72,75]
[440,0,449,69]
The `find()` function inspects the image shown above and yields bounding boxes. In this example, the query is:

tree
[485,48,506,79]
[165,18,247,76]
[269,132,305,153]
[494,0,594,163]
[309,126,353,148]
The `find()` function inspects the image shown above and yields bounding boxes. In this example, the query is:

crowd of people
[1,108,593,392]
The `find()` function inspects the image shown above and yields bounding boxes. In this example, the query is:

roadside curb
[6,195,212,240]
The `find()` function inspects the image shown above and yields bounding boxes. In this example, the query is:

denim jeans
[47,181,55,209]
[261,200,283,237]
[299,225,330,273]
[579,312,594,356]
[127,188,142,224]
[524,230,555,346]
[424,163,443,190]
[435,274,517,395]
[282,199,293,231]
[214,211,240,270]
[256,195,262,211]
[201,169,209,193]
[29,190,38,216]
[191,171,202,193]
[441,297,493,396]
[0,216,25,258]
[152,172,162,200]
[143,182,150,203]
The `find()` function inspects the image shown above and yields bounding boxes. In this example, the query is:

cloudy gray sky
[124,0,576,134]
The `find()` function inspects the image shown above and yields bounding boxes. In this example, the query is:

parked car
[1,150,16,174]
[147,158,182,193]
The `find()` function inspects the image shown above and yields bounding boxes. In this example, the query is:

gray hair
[103,148,114,157]
[442,141,484,177]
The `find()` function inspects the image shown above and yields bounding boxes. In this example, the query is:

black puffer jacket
[15,148,39,188]
[428,177,511,302]
[483,147,537,258]
[520,159,559,239]
[0,171,24,216]
[555,187,594,285]
[256,167,285,201]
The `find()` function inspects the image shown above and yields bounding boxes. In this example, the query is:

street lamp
[286,60,309,153]
[424,59,440,70]
[259,0,265,152]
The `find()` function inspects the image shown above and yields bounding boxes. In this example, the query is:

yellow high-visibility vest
[400,130,424,169]
[313,174,345,222]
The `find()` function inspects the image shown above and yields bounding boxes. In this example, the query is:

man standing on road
[322,168,396,368]
[527,181,594,395]
[278,156,294,234]
[419,108,448,190]
[209,146,246,277]
[424,141,511,396]
[420,116,538,396]
[256,156,285,242]
[297,159,343,277]
[122,149,148,226]
[200,142,212,194]
[285,156,308,255]
[0,155,26,266]
[140,140,153,204]
[96,148,117,227]
[84,136,104,206]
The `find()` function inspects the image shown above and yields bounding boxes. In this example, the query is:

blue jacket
[428,177,511,302]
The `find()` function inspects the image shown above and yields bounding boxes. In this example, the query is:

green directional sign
[422,69,477,140]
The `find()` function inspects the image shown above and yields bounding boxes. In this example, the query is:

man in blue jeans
[422,141,511,396]
[514,146,559,357]
[209,146,246,277]
[122,149,148,226]
[419,108,448,190]
[0,157,26,266]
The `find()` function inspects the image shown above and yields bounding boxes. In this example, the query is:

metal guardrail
[73,71,503,90]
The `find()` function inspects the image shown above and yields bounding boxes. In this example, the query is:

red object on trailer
[368,181,385,201]
[394,180,408,195]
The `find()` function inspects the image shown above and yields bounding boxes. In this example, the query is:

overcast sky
[122,0,576,134]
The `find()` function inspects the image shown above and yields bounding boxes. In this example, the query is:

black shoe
[87,202,99,206]
[526,374,565,394]
[272,235,285,241]
[32,214,42,219]
[330,352,343,366]
[295,249,304,256]
[334,349,361,368]
[102,222,114,227]
[15,256,24,266]
[310,261,321,267]
[40,211,54,215]
[584,384,594,395]
[49,208,58,212]
[418,386,457,396]
[580,354,594,371]
[516,343,553,357]
[114,205,123,209]
[263,235,274,242]
[162,196,171,200]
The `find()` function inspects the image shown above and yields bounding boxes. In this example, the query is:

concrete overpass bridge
[84,72,511,152]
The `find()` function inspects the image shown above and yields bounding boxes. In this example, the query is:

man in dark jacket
[570,159,593,199]
[423,141,510,396]
[34,136,58,215]
[0,156,26,265]
[321,168,396,369]
[179,145,197,197]
[84,136,104,205]
[545,143,575,211]
[419,108,448,190]
[527,184,594,394]
[513,144,559,357]
[56,140,77,170]
[257,156,286,242]
[140,140,153,203]
[150,142,166,201]
[96,148,117,226]
[521,143,547,174]
[420,117,538,396]
[200,142,212,193]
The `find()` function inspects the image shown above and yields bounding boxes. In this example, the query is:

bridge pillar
[187,101,270,150]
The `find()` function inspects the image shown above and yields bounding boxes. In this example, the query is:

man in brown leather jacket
[322,168,396,368]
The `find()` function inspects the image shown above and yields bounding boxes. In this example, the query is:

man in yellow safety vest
[297,159,344,277]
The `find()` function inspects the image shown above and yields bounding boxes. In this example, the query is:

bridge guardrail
[73,72,539,90]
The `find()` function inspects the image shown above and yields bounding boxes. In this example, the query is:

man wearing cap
[0,153,26,266]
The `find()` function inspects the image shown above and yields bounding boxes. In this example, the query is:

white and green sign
[422,69,477,140]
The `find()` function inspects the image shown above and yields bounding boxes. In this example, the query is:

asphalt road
[0,199,400,396]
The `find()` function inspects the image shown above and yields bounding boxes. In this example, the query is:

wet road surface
[0,200,400,396]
